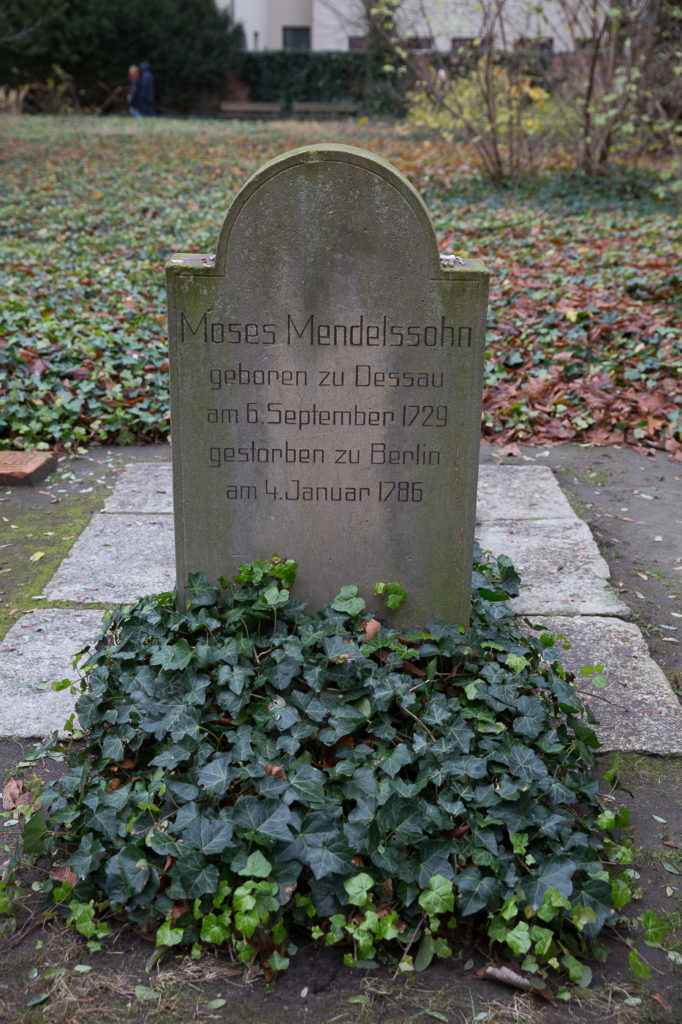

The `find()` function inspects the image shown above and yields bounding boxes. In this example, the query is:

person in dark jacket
[138,61,155,115]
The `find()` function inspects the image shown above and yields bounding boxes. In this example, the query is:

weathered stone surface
[476,465,578,522]
[0,609,105,737]
[166,145,489,625]
[529,616,682,754]
[0,450,55,485]
[44,514,174,603]
[103,462,173,513]
[476,519,630,616]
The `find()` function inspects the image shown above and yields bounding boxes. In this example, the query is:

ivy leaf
[286,763,327,807]
[68,833,105,878]
[376,793,425,842]
[419,874,454,916]
[415,932,435,971]
[305,837,351,880]
[150,640,193,671]
[344,873,375,907]
[185,573,221,607]
[22,808,46,857]
[331,585,365,617]
[457,868,503,916]
[521,856,577,910]
[511,696,546,739]
[233,797,293,842]
[168,851,220,899]
[496,740,548,784]
[628,949,651,979]
[196,755,237,796]
[570,877,615,938]
[238,851,272,878]
[641,909,666,949]
[266,654,301,691]
[381,743,414,778]
[183,815,234,855]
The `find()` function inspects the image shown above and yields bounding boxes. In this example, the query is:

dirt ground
[1,442,681,1024]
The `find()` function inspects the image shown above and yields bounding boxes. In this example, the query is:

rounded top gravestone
[166,145,489,625]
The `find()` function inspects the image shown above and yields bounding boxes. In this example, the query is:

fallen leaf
[476,962,554,1002]
[263,764,285,778]
[51,865,78,886]
[2,778,32,810]
[360,617,381,643]
[651,993,672,1014]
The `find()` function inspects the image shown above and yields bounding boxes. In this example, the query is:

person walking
[138,61,155,116]
[127,64,141,117]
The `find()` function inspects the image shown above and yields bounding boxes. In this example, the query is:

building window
[348,36,368,51]
[405,36,433,52]
[283,26,310,50]
[514,36,554,54]
[451,35,491,54]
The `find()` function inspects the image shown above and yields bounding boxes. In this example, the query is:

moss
[0,473,115,643]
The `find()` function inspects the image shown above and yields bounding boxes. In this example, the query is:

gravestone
[166,145,488,624]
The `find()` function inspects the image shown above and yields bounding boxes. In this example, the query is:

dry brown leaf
[476,962,554,1002]
[2,778,32,810]
[651,993,672,1013]
[170,900,190,921]
[263,764,285,779]
[360,617,381,643]
[51,865,78,886]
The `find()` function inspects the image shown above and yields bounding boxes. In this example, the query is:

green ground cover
[1,116,680,455]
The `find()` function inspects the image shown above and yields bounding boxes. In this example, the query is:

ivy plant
[16,548,636,986]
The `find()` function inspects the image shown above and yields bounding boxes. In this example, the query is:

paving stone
[529,615,682,754]
[1,462,675,752]
[103,462,173,513]
[44,513,175,603]
[476,519,630,616]
[0,609,105,737]
[0,450,55,485]
[476,464,578,523]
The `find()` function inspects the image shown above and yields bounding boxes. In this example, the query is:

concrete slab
[103,462,173,513]
[0,609,105,737]
[476,465,578,523]
[1,460,675,753]
[44,513,175,603]
[476,519,630,616]
[529,615,682,754]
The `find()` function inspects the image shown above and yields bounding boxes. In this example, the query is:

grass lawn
[1,115,680,455]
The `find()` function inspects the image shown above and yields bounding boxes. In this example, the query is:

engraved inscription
[180,309,473,349]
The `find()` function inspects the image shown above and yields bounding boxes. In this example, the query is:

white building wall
[223,0,579,53]
[223,0,314,50]
[224,0,268,51]
[270,0,314,49]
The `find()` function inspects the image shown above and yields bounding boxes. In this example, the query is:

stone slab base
[0,609,105,737]
[476,465,578,523]
[530,615,682,754]
[476,519,630,617]
[44,513,175,603]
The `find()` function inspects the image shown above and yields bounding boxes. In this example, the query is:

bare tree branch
[0,1,68,48]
